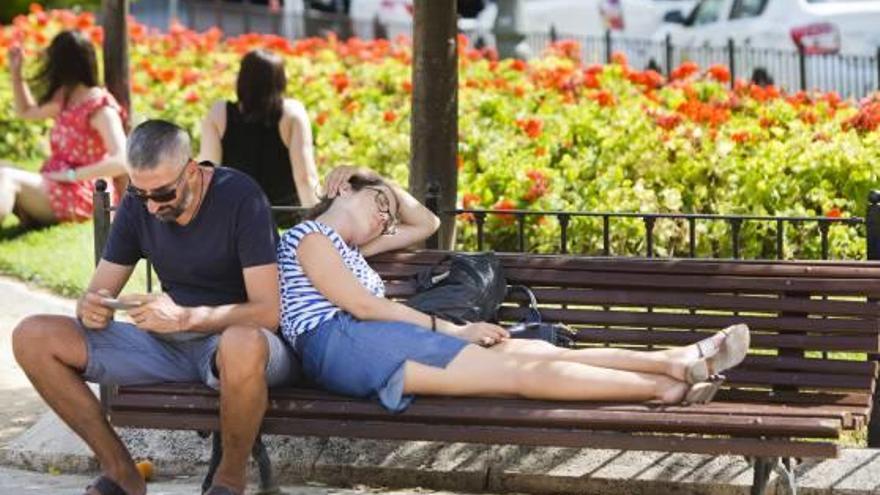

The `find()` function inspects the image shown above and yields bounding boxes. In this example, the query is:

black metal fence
[532,29,880,100]
[92,181,880,262]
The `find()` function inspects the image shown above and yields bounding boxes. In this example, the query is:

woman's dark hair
[306,173,392,221]
[30,30,99,106]
[236,49,286,126]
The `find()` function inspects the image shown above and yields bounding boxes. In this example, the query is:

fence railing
[90,182,880,264]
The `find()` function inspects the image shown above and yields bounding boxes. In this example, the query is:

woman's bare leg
[403,345,689,403]
[489,331,731,381]
[0,165,56,226]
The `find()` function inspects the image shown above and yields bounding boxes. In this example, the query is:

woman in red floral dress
[1,30,126,227]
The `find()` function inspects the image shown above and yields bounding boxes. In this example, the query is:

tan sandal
[681,375,725,406]
[685,324,750,384]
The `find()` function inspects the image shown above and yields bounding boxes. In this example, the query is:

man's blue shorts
[77,320,297,389]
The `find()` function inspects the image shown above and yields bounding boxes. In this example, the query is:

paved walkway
[0,465,473,494]
[0,277,71,446]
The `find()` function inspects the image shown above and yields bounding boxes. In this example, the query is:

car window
[729,0,767,19]
[692,0,726,25]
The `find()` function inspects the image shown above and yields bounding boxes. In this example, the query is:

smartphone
[101,297,143,310]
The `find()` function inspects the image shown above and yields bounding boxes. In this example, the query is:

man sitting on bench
[12,119,294,495]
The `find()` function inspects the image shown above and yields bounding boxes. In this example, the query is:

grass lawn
[0,157,146,297]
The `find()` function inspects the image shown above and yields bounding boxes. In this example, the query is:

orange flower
[315,111,329,126]
[493,198,517,224]
[184,91,200,104]
[826,208,842,218]
[402,81,413,93]
[707,64,730,83]
[180,69,199,87]
[730,131,751,144]
[589,90,615,107]
[611,51,628,67]
[534,146,547,157]
[332,73,350,93]
[515,118,543,139]
[462,193,480,209]
[383,110,397,123]
[344,100,360,114]
[670,61,699,81]
[510,59,527,72]
[29,3,44,14]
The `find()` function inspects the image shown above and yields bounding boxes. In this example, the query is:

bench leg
[200,433,282,495]
[201,432,223,494]
[750,457,797,495]
[252,434,282,495]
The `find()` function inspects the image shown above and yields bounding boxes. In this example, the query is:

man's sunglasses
[126,161,191,203]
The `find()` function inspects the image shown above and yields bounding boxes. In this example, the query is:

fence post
[867,191,880,261]
[549,24,557,43]
[798,45,807,91]
[425,182,441,250]
[727,38,736,88]
[876,46,880,92]
[866,190,880,448]
[604,29,612,64]
[664,33,673,77]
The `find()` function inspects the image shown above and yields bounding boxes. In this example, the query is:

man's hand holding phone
[77,289,117,330]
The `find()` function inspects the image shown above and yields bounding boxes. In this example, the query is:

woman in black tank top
[198,49,319,223]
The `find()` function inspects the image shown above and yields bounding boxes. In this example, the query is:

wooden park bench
[90,185,880,495]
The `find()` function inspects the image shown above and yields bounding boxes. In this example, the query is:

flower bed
[2,6,879,258]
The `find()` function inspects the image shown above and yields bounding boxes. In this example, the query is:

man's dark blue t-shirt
[102,166,278,308]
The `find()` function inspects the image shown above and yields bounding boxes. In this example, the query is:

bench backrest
[370,251,880,414]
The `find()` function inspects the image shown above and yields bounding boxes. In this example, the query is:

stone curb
[4,412,880,495]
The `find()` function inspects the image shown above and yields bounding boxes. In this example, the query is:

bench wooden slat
[503,288,880,317]
[107,411,840,459]
[572,328,880,352]
[497,307,879,335]
[110,392,843,438]
[371,251,880,279]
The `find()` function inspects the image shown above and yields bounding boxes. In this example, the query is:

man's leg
[209,325,274,493]
[12,315,145,495]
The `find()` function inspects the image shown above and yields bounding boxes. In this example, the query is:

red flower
[180,69,199,87]
[523,169,550,202]
[707,64,730,83]
[730,131,751,144]
[315,111,329,126]
[493,198,517,224]
[589,90,615,107]
[654,113,681,131]
[670,61,699,81]
[510,59,527,72]
[332,73,350,93]
[184,91,200,104]
[826,208,842,218]
[402,81,413,93]
[383,110,397,123]
[611,51,628,67]
[462,193,481,209]
[515,118,543,139]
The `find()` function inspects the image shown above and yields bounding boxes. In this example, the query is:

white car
[652,0,880,95]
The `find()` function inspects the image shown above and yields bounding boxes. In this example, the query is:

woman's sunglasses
[126,160,191,203]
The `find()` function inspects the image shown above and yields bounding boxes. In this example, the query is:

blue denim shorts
[78,320,298,389]
[294,312,469,412]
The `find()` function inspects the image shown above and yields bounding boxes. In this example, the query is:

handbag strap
[506,284,542,323]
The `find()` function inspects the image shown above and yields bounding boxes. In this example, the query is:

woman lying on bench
[277,167,750,412]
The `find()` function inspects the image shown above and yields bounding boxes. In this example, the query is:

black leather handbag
[506,285,577,348]
[405,252,507,324]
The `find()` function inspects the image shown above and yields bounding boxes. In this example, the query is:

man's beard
[155,184,192,222]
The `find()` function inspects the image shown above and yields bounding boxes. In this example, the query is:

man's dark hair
[127,120,191,170]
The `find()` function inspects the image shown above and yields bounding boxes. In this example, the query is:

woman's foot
[659,376,726,405]
[682,324,750,384]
